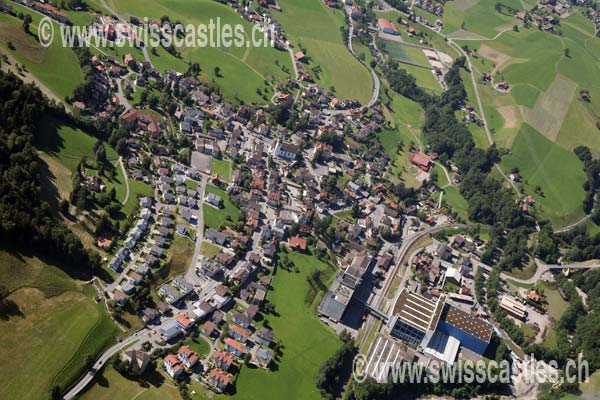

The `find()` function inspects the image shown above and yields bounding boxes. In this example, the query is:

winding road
[118,156,130,206]
[63,330,148,399]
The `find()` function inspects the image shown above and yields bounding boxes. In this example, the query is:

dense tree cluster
[0,70,100,271]
[316,331,357,399]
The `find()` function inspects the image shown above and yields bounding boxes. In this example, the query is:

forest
[0,70,100,273]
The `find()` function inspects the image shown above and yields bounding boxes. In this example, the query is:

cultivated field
[523,75,577,142]
[501,124,586,227]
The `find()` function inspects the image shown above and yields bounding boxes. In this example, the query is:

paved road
[63,330,148,399]
[118,156,130,206]
[477,258,600,285]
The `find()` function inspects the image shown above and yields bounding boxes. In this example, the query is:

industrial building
[318,253,371,323]
[388,289,493,365]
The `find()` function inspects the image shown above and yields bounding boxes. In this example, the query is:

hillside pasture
[501,124,586,228]
[523,74,577,142]
[275,0,372,103]
[0,11,83,100]
[105,0,292,103]
[0,246,117,400]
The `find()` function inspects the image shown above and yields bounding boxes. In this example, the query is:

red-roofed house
[175,313,194,330]
[224,338,247,357]
[33,2,68,23]
[229,324,251,343]
[212,349,234,371]
[295,51,307,62]
[378,18,399,35]
[208,368,233,390]
[164,354,184,378]
[178,345,199,368]
[410,151,432,171]
[289,236,307,252]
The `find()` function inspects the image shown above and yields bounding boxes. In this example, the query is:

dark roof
[441,304,492,343]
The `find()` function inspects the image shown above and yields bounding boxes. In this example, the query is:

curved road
[63,329,148,399]
[477,258,600,286]
[118,156,130,206]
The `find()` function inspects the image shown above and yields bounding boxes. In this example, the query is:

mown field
[449,9,600,228]
[105,0,292,104]
[211,158,232,181]
[0,9,83,100]
[275,0,372,103]
[0,244,118,400]
[501,124,586,227]
[80,365,182,400]
[216,249,341,400]
[203,184,241,230]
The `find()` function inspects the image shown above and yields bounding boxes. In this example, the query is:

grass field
[200,241,221,258]
[399,64,441,93]
[0,6,83,100]
[443,186,470,222]
[35,115,128,205]
[381,40,429,66]
[275,0,372,103]
[162,236,195,282]
[211,158,232,181]
[0,245,118,400]
[501,124,586,228]
[80,365,182,400]
[105,0,292,104]
[537,282,569,322]
[122,179,154,216]
[203,184,241,230]
[216,249,340,400]
[444,0,515,38]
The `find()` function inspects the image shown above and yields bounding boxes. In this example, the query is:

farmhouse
[410,151,433,171]
[378,18,399,35]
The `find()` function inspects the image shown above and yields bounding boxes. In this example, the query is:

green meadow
[275,0,373,103]
[217,249,341,400]
[0,9,83,100]
[105,0,292,103]
[501,124,586,227]
[203,184,241,230]
[0,244,118,400]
